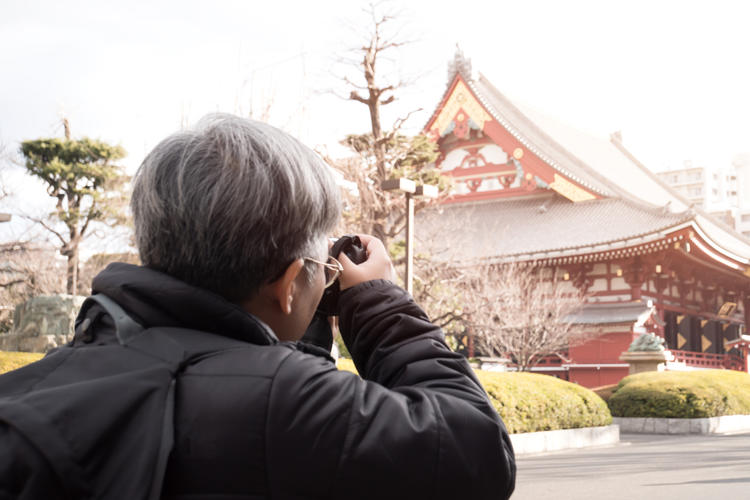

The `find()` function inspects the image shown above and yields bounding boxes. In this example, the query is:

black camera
[301,235,367,350]
[317,235,367,316]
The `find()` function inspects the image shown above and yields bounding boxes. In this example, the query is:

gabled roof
[471,74,684,211]
[469,76,614,198]
[423,63,750,264]
[476,75,750,261]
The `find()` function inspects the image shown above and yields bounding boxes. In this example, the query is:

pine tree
[20,121,128,294]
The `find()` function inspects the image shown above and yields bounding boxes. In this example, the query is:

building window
[688,187,703,197]
[741,214,750,222]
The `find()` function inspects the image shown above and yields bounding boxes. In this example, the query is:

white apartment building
[657,156,750,238]
[734,153,750,237]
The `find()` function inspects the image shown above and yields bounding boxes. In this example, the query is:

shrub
[337,358,356,373]
[4,354,612,433]
[336,359,612,433]
[608,370,750,418]
[0,351,43,375]
[477,371,612,433]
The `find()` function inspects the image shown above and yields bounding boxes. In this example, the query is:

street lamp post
[382,178,438,295]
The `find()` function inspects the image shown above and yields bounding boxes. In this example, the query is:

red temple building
[419,52,750,387]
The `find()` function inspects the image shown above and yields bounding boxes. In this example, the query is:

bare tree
[329,138,444,241]
[0,142,15,203]
[343,2,407,181]
[462,262,592,371]
[411,255,464,329]
[0,241,65,332]
[333,3,445,246]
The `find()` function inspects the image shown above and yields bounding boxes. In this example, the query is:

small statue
[627,332,666,352]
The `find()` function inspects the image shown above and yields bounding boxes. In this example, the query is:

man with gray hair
[0,114,515,499]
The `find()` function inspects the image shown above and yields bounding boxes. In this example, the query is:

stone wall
[0,295,85,352]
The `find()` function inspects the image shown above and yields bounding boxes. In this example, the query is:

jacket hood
[92,263,278,345]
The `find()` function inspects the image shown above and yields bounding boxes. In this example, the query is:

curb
[510,424,619,455]
[614,415,750,435]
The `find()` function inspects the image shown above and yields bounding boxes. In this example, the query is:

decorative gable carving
[428,80,492,140]
[425,75,598,204]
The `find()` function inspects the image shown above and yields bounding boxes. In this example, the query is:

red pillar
[622,257,645,301]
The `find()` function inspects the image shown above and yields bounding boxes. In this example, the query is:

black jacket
[2,263,515,499]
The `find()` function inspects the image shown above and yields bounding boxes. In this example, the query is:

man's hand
[337,235,395,290]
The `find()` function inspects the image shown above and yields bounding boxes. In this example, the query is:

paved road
[512,432,750,499]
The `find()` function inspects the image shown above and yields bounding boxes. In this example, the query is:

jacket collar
[92,263,278,345]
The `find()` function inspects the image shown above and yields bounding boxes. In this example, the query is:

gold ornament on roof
[549,173,597,202]
[431,80,492,137]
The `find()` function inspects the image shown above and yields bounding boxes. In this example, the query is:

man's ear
[271,259,305,315]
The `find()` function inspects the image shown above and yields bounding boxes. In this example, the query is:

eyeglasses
[304,255,344,288]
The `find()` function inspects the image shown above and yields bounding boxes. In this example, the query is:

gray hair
[131,113,341,301]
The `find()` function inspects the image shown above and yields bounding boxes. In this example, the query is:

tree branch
[0,278,26,289]
[22,215,68,246]
[80,209,95,238]
[342,76,368,91]
[392,108,422,133]
[349,91,370,104]
[380,95,396,106]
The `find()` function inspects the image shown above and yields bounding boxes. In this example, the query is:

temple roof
[418,192,692,262]
[568,302,657,326]
[471,74,700,211]
[424,62,750,265]
[470,76,614,198]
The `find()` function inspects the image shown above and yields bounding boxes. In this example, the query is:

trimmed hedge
[0,351,43,375]
[608,370,750,418]
[2,354,613,433]
[336,359,612,433]
[477,371,612,433]
[336,358,357,373]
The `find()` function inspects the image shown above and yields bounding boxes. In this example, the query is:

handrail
[670,350,744,371]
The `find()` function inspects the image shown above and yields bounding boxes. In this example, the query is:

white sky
[1,0,750,250]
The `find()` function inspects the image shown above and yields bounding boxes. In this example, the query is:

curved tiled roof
[418,193,693,262]
[427,69,750,262]
[470,76,614,198]
[567,302,657,326]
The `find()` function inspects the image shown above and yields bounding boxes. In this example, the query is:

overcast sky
[2,0,749,248]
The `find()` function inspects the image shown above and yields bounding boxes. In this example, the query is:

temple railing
[533,355,566,367]
[670,350,744,371]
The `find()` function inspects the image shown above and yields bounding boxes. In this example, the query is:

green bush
[4,354,613,433]
[336,360,612,433]
[0,351,43,375]
[476,371,612,433]
[608,370,750,418]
